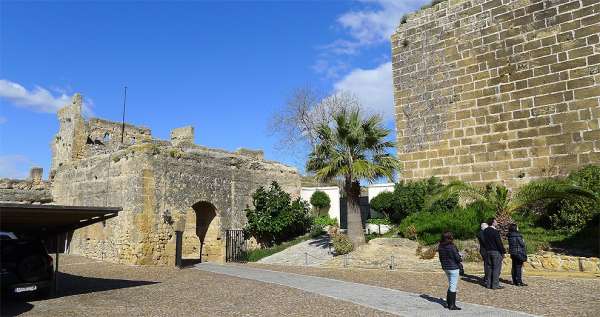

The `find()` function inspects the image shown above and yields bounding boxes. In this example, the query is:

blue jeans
[444,269,460,292]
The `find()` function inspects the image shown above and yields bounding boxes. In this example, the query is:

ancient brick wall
[50,96,301,265]
[392,0,600,188]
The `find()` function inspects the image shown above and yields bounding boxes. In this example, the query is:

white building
[300,186,340,225]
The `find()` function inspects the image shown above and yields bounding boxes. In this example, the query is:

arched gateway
[182,201,222,262]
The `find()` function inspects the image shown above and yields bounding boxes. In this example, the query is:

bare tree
[269,87,360,154]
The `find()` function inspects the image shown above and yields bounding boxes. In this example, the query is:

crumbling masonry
[392,0,600,188]
[5,94,301,265]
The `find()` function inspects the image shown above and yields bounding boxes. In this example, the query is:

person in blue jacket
[438,231,462,310]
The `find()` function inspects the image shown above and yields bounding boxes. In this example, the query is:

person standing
[507,223,528,286]
[482,218,506,289]
[438,231,462,310]
[477,222,489,285]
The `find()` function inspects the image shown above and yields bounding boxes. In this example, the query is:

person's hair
[487,217,496,226]
[508,223,518,232]
[440,231,454,244]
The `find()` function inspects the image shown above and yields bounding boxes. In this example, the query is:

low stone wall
[0,178,52,204]
[503,252,600,273]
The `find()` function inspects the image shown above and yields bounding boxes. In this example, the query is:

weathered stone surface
[0,173,52,204]
[392,0,600,188]
[44,95,301,265]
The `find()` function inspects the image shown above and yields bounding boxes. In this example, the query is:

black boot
[446,290,451,308]
[448,291,461,310]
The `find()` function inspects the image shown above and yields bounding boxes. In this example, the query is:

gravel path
[257,235,333,266]
[1,255,394,317]
[196,263,535,316]
[247,263,600,317]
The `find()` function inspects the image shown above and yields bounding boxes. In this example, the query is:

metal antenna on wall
[121,86,127,144]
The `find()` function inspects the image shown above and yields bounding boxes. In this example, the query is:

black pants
[481,250,490,285]
[511,255,523,284]
[485,251,503,288]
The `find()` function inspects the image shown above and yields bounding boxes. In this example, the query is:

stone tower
[50,94,86,177]
[392,0,600,189]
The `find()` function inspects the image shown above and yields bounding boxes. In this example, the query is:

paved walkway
[195,263,536,317]
[257,235,333,266]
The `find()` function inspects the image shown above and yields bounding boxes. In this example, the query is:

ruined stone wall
[48,95,301,265]
[392,0,600,188]
[52,142,300,265]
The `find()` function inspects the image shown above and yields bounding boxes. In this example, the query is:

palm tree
[306,109,401,246]
[426,179,598,234]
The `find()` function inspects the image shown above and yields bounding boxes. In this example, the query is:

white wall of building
[300,186,340,225]
[367,183,395,202]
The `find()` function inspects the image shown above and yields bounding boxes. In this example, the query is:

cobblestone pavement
[0,255,394,317]
[247,263,600,317]
[196,263,535,316]
[258,235,333,266]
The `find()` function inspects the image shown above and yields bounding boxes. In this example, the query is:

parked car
[1,231,54,298]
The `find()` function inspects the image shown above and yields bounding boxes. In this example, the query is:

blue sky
[0,0,427,179]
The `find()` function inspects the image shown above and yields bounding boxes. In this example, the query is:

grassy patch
[244,235,312,262]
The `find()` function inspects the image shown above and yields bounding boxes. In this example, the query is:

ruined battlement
[392,0,600,188]
[51,95,279,177]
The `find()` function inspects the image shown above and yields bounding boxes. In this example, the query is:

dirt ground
[0,255,392,317]
[2,255,598,317]
[247,263,600,317]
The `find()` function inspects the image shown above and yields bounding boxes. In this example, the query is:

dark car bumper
[1,271,53,296]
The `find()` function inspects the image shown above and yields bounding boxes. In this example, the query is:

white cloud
[0,79,93,115]
[331,0,426,54]
[333,61,394,120]
[0,155,32,179]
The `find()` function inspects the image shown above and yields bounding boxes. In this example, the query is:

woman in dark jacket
[438,231,462,310]
[507,223,528,286]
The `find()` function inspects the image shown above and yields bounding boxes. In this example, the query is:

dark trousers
[511,255,523,284]
[480,250,490,285]
[485,251,503,288]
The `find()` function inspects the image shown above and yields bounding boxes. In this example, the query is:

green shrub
[313,215,337,227]
[243,182,313,247]
[389,177,458,223]
[535,165,600,232]
[310,190,331,209]
[370,191,395,218]
[398,202,494,245]
[332,233,353,255]
[309,224,325,238]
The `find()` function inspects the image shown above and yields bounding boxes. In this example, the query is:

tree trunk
[345,180,365,247]
[495,211,514,237]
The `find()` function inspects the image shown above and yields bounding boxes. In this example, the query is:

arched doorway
[182,201,221,262]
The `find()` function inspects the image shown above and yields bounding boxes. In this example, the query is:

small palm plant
[426,179,598,234]
[307,109,401,247]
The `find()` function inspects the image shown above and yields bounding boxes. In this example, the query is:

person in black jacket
[438,231,462,310]
[482,218,506,289]
[477,222,490,285]
[507,223,528,286]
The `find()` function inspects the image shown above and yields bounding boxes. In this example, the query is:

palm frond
[508,179,599,213]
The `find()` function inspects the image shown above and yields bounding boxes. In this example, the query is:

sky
[0,0,429,179]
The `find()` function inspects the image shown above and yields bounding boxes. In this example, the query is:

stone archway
[182,201,222,262]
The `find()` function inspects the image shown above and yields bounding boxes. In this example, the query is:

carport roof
[0,203,121,235]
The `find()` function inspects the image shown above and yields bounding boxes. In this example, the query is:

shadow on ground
[1,272,158,316]
[419,294,446,307]
[307,235,331,249]
[461,273,513,287]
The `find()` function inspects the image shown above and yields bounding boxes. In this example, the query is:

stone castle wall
[49,95,301,265]
[392,0,600,188]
